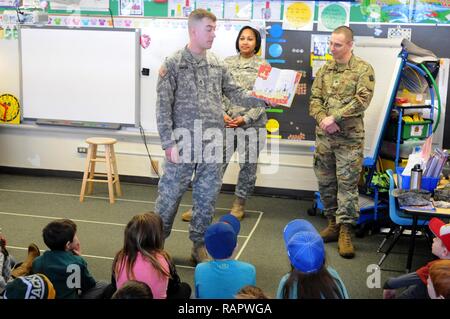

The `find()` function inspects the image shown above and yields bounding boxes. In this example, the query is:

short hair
[235,26,262,54]
[111,280,153,299]
[188,8,216,28]
[235,285,270,299]
[429,260,450,299]
[42,219,77,251]
[332,26,354,42]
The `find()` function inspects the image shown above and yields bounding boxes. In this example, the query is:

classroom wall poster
[120,0,143,16]
[413,0,450,24]
[168,0,192,17]
[252,0,282,20]
[282,1,315,31]
[318,1,350,32]
[195,0,224,18]
[387,26,412,40]
[21,0,41,8]
[0,0,18,7]
[351,0,450,24]
[310,34,332,78]
[223,0,252,20]
[50,0,110,11]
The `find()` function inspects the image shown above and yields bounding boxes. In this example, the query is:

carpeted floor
[0,173,436,299]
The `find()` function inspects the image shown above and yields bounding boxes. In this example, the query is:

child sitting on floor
[383,217,450,299]
[195,214,256,299]
[32,218,109,299]
[277,219,349,299]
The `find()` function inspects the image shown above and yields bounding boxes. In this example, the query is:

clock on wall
[0,94,20,124]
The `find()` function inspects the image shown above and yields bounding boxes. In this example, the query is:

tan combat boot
[181,208,192,222]
[230,197,245,221]
[319,217,340,243]
[338,224,355,259]
[11,243,40,278]
[191,243,210,265]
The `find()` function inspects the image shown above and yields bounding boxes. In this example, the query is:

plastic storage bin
[397,167,439,192]
[386,119,432,140]
[380,139,424,159]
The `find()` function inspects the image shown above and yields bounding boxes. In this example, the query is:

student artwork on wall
[223,0,252,19]
[0,0,18,7]
[282,1,315,31]
[49,0,110,11]
[252,0,282,20]
[120,0,144,16]
[195,0,224,18]
[168,0,192,17]
[310,34,332,78]
[351,0,450,24]
[317,1,350,32]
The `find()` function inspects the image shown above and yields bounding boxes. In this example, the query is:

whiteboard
[140,19,266,133]
[354,37,404,165]
[20,26,140,126]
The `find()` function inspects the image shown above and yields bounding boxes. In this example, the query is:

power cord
[108,7,115,28]
[139,124,160,178]
[15,6,24,24]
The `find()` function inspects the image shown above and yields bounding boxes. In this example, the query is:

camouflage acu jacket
[309,54,375,139]
[156,46,266,150]
[223,54,269,128]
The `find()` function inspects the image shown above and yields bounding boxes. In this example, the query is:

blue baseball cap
[219,214,240,234]
[283,219,325,273]
[283,219,317,244]
[205,214,240,259]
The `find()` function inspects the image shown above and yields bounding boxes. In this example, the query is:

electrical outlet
[77,147,88,154]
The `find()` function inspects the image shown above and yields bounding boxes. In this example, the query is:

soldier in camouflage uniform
[181,26,269,222]
[155,10,267,264]
[309,26,375,258]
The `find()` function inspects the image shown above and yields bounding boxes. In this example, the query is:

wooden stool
[80,137,122,204]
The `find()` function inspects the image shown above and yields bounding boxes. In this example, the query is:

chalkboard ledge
[0,122,160,143]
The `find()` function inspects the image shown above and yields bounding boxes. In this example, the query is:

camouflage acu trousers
[223,127,266,199]
[155,161,222,244]
[313,134,364,225]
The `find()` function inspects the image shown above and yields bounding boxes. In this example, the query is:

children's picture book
[251,64,302,107]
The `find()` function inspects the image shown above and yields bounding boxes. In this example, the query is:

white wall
[0,29,317,193]
[0,124,318,192]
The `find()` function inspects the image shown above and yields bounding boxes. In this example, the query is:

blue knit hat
[283,219,325,273]
[205,214,240,259]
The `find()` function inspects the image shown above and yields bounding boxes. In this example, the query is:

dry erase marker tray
[36,119,121,130]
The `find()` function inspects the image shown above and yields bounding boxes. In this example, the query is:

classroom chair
[377,169,431,269]
[79,137,122,204]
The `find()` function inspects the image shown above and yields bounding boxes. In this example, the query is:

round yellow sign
[285,2,312,28]
[266,119,280,133]
[0,94,20,124]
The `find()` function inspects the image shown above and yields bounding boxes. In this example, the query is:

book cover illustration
[251,64,302,107]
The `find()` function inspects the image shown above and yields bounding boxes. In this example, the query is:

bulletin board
[262,22,450,151]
